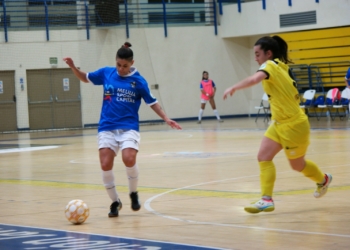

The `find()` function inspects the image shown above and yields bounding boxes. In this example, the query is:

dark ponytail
[272,36,293,64]
[116,42,133,61]
[255,36,293,64]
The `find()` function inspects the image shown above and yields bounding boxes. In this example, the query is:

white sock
[198,109,204,121]
[126,164,139,193]
[213,109,221,120]
[102,170,119,202]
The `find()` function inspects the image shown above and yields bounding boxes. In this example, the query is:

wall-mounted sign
[50,57,58,65]
[63,78,69,91]
[20,77,24,91]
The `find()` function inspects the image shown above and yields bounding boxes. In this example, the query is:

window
[28,14,76,26]
[28,0,76,6]
[120,12,133,24]
[149,11,194,23]
[148,0,168,3]
[171,0,192,3]
[28,0,47,6]
[53,1,76,5]
[199,10,205,22]
[148,0,204,3]
[0,15,10,27]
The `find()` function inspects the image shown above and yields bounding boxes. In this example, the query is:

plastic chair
[333,88,350,120]
[316,88,340,121]
[299,89,316,118]
[254,93,270,122]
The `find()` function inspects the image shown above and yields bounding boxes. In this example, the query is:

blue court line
[0,223,228,250]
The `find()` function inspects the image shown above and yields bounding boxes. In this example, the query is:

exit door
[0,71,17,132]
[27,69,82,130]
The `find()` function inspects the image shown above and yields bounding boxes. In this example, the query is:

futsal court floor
[0,116,350,250]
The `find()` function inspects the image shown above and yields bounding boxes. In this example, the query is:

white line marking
[0,146,60,154]
[144,165,350,238]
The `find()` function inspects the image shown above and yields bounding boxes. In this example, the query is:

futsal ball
[65,199,89,224]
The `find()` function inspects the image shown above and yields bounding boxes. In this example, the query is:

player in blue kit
[64,42,182,217]
[345,67,350,88]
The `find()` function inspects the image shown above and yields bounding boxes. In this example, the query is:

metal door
[27,69,82,130]
[0,71,17,132]
[51,69,82,129]
[27,69,54,130]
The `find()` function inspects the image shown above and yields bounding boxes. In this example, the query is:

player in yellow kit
[223,36,332,213]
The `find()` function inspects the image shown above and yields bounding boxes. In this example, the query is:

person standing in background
[345,67,350,88]
[344,67,350,118]
[197,71,223,124]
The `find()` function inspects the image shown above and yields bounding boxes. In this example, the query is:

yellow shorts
[264,114,310,159]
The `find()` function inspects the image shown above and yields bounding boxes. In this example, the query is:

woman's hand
[223,86,236,100]
[165,119,182,130]
[63,57,75,68]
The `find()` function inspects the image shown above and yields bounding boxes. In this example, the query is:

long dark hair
[254,36,293,64]
[116,42,133,61]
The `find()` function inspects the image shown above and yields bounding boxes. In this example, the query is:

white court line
[144,165,350,239]
[0,146,60,154]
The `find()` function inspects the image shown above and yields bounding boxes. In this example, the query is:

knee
[123,156,136,167]
[257,153,266,162]
[288,158,306,172]
[100,160,113,171]
[289,163,304,172]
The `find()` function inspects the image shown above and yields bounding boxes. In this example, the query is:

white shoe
[244,199,274,213]
[314,173,332,198]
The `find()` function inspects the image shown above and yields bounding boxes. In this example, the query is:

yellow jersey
[258,59,301,122]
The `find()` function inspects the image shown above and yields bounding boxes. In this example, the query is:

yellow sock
[259,161,276,197]
[301,160,325,184]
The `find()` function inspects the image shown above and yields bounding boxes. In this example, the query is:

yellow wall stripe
[278,26,350,42]
[277,26,350,68]
[288,37,350,50]
[289,47,350,59]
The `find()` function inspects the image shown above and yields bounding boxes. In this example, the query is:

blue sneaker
[244,199,274,213]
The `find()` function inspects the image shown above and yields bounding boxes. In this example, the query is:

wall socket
[151,84,159,89]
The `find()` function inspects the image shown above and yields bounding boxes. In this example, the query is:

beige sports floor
[0,117,349,250]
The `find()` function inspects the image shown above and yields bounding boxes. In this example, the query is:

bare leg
[198,103,206,123]
[209,98,222,121]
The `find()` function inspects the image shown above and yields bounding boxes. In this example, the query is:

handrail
[84,1,90,40]
[28,95,53,104]
[0,100,15,104]
[45,1,49,41]
[0,0,217,41]
[2,0,8,42]
[55,94,81,103]
[124,0,129,39]
[290,61,350,94]
[213,0,217,35]
[162,0,167,38]
[0,95,16,104]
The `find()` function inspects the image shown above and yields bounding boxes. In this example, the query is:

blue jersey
[346,67,350,86]
[87,67,157,132]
